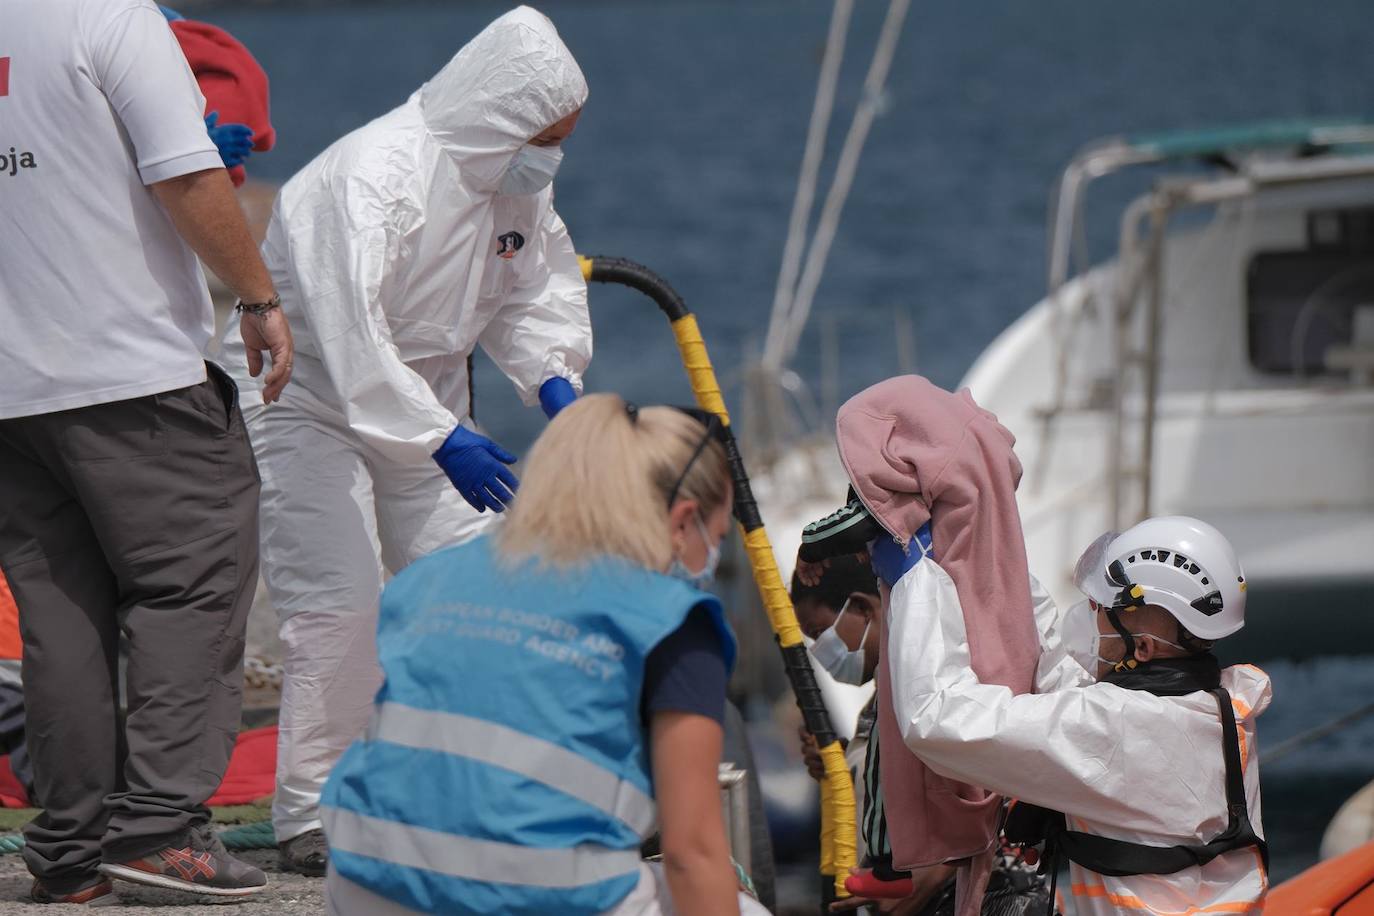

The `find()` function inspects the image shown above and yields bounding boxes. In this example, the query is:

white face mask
[1061,599,1108,673]
[499,143,563,196]
[1062,599,1188,674]
[808,600,871,686]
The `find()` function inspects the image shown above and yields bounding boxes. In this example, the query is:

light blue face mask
[499,143,563,196]
[808,599,871,686]
[668,514,721,587]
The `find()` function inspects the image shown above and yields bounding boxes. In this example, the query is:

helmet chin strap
[1105,608,1138,671]
[1106,581,1149,672]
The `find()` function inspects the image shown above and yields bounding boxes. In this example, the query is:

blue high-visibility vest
[322,535,736,915]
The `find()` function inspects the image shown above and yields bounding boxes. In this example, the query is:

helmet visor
[1071,530,1121,606]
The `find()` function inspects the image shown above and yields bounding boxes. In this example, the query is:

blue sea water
[206,0,1374,449]
[198,0,1374,887]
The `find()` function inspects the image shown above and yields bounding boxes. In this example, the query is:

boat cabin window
[1246,207,1374,376]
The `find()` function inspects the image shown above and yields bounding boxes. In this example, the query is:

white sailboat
[961,121,1374,660]
[750,119,1374,668]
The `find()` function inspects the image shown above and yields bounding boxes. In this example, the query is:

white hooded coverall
[219,6,592,842]
[886,560,1270,915]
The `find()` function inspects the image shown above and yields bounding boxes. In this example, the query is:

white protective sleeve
[886,561,1210,835]
[478,207,592,406]
[285,180,459,463]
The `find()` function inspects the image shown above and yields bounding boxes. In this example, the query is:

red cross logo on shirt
[0,58,11,97]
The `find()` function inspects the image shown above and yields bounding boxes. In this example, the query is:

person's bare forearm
[662,851,739,916]
[150,168,274,303]
[152,167,295,401]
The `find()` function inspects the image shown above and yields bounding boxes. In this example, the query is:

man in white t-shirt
[0,0,293,904]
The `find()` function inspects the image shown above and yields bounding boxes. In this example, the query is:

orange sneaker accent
[30,877,113,904]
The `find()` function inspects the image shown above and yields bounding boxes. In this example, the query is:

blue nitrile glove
[869,523,933,588]
[205,112,255,169]
[432,426,519,513]
[538,377,578,420]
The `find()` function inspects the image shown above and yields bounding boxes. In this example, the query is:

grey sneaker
[99,824,267,897]
[278,827,328,877]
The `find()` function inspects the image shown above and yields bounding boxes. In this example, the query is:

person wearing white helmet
[886,515,1271,915]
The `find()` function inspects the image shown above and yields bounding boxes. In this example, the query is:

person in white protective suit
[217,6,592,875]
[887,516,1270,915]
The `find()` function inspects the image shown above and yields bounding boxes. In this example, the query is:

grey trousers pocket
[205,361,241,432]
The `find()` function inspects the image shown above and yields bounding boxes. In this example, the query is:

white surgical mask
[499,143,563,196]
[667,514,721,588]
[1062,599,1188,673]
[1061,599,1107,673]
[808,600,871,686]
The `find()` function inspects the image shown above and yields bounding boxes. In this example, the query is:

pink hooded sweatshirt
[835,376,1040,909]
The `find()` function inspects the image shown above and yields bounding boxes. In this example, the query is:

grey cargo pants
[0,363,259,892]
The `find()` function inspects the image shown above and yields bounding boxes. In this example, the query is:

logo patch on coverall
[496,231,525,260]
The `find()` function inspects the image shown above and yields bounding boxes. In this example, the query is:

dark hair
[1176,622,1214,655]
[790,554,879,611]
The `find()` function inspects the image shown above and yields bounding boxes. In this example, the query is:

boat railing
[1041,119,1374,441]
[1088,152,1374,527]
[1035,121,1374,527]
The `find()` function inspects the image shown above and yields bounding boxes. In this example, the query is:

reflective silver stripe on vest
[323,806,642,889]
[370,702,657,836]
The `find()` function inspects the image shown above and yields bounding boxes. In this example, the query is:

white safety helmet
[1071,516,1247,641]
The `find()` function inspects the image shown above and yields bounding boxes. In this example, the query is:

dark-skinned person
[793,555,958,915]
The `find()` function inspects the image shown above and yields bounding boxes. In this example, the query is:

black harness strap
[1044,687,1268,877]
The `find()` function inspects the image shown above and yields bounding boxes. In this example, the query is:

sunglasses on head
[623,401,727,507]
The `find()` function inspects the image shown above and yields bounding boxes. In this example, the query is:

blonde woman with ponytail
[321,395,768,916]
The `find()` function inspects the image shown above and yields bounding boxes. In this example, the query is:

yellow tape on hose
[670,316,731,423]
[742,529,803,648]
[819,740,856,897]
[668,307,854,896]
[578,255,594,281]
[819,765,836,875]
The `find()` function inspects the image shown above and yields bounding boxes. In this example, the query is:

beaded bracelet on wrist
[234,293,281,316]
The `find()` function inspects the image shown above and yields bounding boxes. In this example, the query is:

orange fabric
[0,573,19,660]
[1250,847,1270,901]
[1231,698,1252,771]
[1071,880,1262,913]
[1264,840,1374,914]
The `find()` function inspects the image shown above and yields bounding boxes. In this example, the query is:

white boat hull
[960,180,1374,658]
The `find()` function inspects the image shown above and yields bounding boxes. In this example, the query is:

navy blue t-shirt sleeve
[640,605,728,727]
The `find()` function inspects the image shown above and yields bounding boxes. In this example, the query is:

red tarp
[0,573,20,661]
[169,19,275,188]
[0,725,277,810]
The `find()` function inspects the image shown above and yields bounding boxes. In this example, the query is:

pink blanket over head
[835,376,1039,909]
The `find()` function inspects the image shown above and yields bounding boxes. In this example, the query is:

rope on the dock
[220,820,277,850]
[0,834,24,854]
